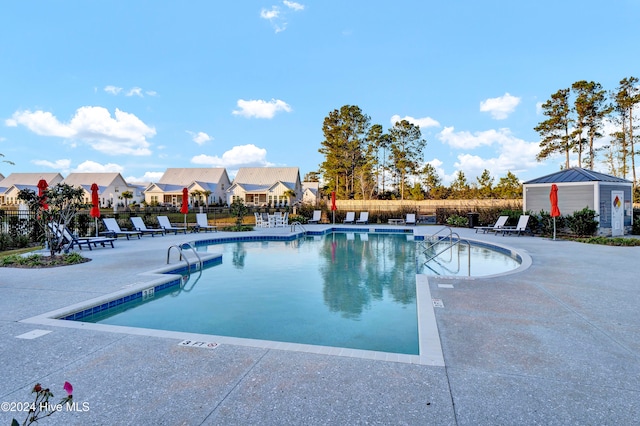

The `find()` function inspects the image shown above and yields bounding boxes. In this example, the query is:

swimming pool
[39,229,525,365]
[78,233,421,355]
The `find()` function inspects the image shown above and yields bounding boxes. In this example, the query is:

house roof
[158,168,228,185]
[233,167,300,188]
[62,172,124,187]
[149,183,185,192]
[0,173,64,188]
[524,167,632,184]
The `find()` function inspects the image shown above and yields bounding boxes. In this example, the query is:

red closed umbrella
[37,179,48,210]
[330,191,336,224]
[550,184,560,240]
[181,188,189,228]
[90,183,101,236]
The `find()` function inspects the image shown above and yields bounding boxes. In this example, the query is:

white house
[227,167,302,207]
[0,173,64,206]
[62,173,143,208]
[145,168,231,207]
[301,181,319,205]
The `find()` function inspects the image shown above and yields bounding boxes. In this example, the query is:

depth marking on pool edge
[432,299,444,308]
[178,340,219,349]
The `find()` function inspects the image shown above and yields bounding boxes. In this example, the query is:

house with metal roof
[0,173,64,206]
[62,173,143,208]
[523,167,633,236]
[302,181,320,205]
[227,167,302,207]
[144,168,231,207]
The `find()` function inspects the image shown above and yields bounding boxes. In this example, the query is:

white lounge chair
[157,215,187,235]
[355,212,369,224]
[103,218,142,239]
[308,210,322,224]
[343,212,356,224]
[130,216,165,237]
[500,215,531,236]
[475,215,508,234]
[195,213,217,232]
[406,213,416,225]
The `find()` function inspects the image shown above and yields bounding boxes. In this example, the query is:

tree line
[535,76,640,188]
[314,104,522,200]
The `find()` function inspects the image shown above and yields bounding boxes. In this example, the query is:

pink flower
[63,381,73,396]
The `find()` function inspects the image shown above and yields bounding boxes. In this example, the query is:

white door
[611,190,624,237]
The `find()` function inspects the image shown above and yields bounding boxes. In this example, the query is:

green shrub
[566,207,599,237]
[445,214,468,227]
[289,214,307,224]
[576,236,640,246]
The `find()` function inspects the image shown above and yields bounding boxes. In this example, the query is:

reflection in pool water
[82,233,420,355]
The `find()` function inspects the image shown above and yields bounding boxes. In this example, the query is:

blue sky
[2,1,639,186]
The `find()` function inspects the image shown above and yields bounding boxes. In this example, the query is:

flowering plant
[12,382,73,426]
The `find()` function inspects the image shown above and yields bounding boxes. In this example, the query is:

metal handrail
[418,226,454,253]
[419,230,472,276]
[166,242,203,273]
[290,221,306,233]
[167,244,190,270]
[180,242,203,271]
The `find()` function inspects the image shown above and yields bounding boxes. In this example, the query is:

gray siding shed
[523,168,633,236]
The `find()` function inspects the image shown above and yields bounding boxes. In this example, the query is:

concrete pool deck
[1,224,639,425]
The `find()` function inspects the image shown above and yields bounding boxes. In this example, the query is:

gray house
[523,167,633,236]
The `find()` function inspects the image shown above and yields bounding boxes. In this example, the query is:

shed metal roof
[524,167,632,184]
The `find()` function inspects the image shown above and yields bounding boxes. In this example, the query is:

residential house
[0,173,64,206]
[62,173,143,208]
[227,167,302,207]
[144,168,231,207]
[301,181,319,205]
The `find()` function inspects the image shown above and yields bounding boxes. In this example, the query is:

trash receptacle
[467,212,479,228]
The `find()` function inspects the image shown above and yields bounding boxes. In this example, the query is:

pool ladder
[290,221,306,233]
[418,227,471,275]
[167,242,203,273]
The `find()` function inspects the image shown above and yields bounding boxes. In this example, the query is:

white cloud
[453,139,539,181]
[480,92,521,120]
[283,1,304,11]
[8,107,155,156]
[73,160,124,173]
[232,99,292,119]
[438,126,515,149]
[125,171,164,183]
[261,1,304,33]
[191,144,273,168]
[390,114,440,129]
[104,85,123,95]
[535,101,544,115]
[260,6,280,20]
[126,87,143,97]
[6,110,75,137]
[31,158,71,172]
[104,85,156,97]
[187,131,212,145]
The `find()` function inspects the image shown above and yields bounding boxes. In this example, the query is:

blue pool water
[81,233,421,355]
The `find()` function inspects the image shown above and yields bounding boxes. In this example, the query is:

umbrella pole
[553,217,556,241]
[332,210,335,224]
[95,217,98,237]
